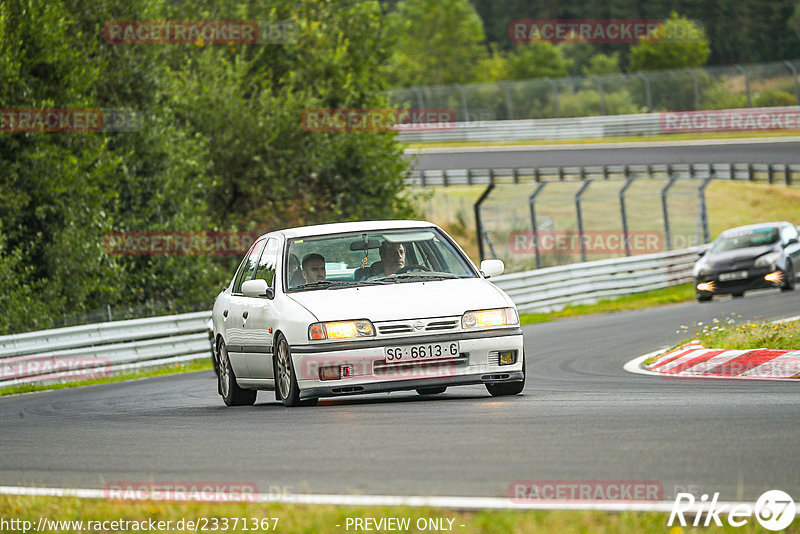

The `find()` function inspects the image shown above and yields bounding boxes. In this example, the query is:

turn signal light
[765,271,784,284]
[696,281,715,292]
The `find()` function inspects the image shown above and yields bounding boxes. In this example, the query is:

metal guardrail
[0,248,703,388]
[405,162,800,187]
[396,106,800,144]
[491,247,702,313]
[0,312,211,388]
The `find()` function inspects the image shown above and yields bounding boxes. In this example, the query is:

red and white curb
[625,315,800,381]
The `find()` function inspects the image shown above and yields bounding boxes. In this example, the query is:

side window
[232,239,266,294]
[254,238,279,287]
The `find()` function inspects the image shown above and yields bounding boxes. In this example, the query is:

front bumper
[696,267,783,295]
[290,328,524,400]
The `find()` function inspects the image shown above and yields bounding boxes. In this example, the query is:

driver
[379,241,405,276]
[301,253,326,283]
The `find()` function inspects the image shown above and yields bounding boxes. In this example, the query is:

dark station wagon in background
[693,222,799,301]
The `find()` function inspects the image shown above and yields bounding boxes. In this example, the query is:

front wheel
[781,262,795,292]
[218,341,257,407]
[274,334,317,407]
[486,352,526,397]
[697,294,712,302]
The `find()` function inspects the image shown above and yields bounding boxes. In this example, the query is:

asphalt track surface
[2,288,799,502]
[407,139,800,171]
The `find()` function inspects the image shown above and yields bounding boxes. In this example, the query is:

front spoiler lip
[299,371,524,400]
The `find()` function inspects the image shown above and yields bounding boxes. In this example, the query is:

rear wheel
[781,262,795,292]
[218,341,257,407]
[274,334,317,407]
[416,386,447,395]
[486,352,526,397]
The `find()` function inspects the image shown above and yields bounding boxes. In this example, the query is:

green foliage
[504,42,571,81]
[630,13,710,72]
[753,89,797,107]
[0,0,417,334]
[559,89,639,117]
[581,53,621,76]
[386,0,488,87]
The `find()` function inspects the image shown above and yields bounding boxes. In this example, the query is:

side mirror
[241,279,273,298]
[480,259,504,278]
[698,250,706,257]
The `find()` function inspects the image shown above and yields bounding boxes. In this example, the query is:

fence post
[545,78,561,118]
[474,171,496,262]
[689,69,701,110]
[619,177,636,256]
[698,175,714,245]
[661,176,678,251]
[784,61,800,105]
[575,180,593,262]
[500,82,514,120]
[593,76,607,115]
[454,84,468,122]
[528,182,548,269]
[411,87,425,110]
[637,72,653,112]
[736,65,752,107]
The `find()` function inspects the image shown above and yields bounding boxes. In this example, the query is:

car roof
[275,220,438,239]
[719,221,791,235]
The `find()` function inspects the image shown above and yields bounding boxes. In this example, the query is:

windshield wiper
[374,273,459,283]
[291,280,357,290]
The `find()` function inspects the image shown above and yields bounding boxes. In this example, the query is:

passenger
[379,241,405,276]
[301,253,326,283]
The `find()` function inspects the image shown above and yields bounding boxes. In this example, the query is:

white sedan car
[211,220,525,407]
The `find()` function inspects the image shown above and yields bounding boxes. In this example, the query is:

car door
[225,238,267,378]
[241,237,280,379]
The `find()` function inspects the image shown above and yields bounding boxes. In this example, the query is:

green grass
[0,358,213,397]
[0,495,776,533]
[404,130,800,149]
[518,283,696,325]
[691,318,800,350]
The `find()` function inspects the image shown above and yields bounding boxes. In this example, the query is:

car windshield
[285,228,476,291]
[711,227,780,252]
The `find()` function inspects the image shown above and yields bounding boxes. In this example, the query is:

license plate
[385,342,460,363]
[719,270,748,281]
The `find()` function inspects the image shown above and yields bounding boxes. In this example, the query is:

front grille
[378,324,413,334]
[376,317,460,336]
[426,320,458,331]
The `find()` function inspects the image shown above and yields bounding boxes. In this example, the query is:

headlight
[754,251,781,269]
[461,308,519,329]
[693,262,711,277]
[308,319,375,340]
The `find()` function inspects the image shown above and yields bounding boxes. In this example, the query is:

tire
[274,334,317,407]
[732,292,745,298]
[696,294,712,302]
[781,262,795,292]
[218,341,257,407]
[486,352,526,397]
[416,386,447,395]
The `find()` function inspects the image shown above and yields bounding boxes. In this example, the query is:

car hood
[287,278,512,322]
[704,245,778,266]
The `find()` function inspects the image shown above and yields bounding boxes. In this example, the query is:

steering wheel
[396,264,431,274]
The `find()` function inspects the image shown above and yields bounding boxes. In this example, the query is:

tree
[504,42,571,80]
[629,12,710,72]
[386,0,489,86]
